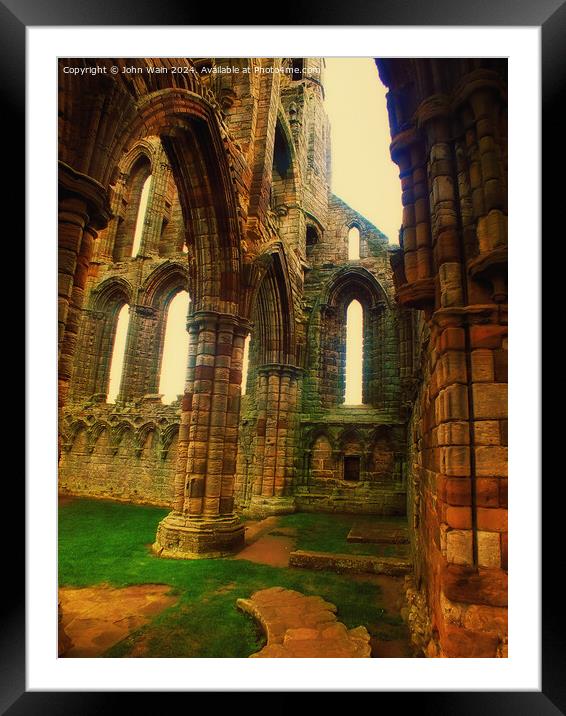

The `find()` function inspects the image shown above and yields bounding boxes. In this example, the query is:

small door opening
[343,455,360,482]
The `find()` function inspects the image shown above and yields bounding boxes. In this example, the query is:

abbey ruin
[58,57,508,658]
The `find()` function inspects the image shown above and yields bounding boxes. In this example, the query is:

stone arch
[113,152,153,261]
[160,423,180,461]
[111,421,135,454]
[61,419,89,453]
[305,217,323,259]
[308,432,336,482]
[123,90,242,314]
[339,428,365,453]
[139,262,191,399]
[88,422,112,455]
[59,61,242,314]
[368,426,395,481]
[89,276,133,313]
[346,222,362,260]
[80,277,133,402]
[119,137,161,178]
[142,261,190,309]
[304,425,337,452]
[271,114,299,212]
[318,267,391,407]
[248,244,296,370]
[323,265,389,312]
[58,59,216,190]
[135,422,158,458]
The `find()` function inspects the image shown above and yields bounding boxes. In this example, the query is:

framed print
[13,0,556,711]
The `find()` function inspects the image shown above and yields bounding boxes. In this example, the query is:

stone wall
[59,400,180,506]
[61,59,407,523]
[377,58,508,657]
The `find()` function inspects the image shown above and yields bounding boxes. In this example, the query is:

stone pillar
[58,161,111,412]
[172,321,199,513]
[68,308,105,402]
[245,364,300,517]
[140,159,171,257]
[377,60,508,657]
[58,196,88,358]
[153,312,251,558]
[118,305,159,403]
[368,302,386,406]
[94,174,127,263]
[390,129,435,311]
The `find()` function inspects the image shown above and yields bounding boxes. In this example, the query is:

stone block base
[152,512,245,559]
[242,496,297,519]
[289,549,412,576]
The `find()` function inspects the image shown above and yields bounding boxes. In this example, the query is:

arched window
[306,225,319,257]
[348,226,360,260]
[158,290,191,403]
[344,299,363,404]
[113,155,151,262]
[107,304,130,403]
[131,174,152,257]
[241,333,251,395]
[271,121,294,211]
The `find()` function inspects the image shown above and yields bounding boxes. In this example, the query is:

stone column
[68,308,105,402]
[139,159,171,257]
[390,129,435,311]
[58,196,88,357]
[153,312,251,558]
[172,321,199,513]
[94,174,127,263]
[118,305,159,403]
[245,364,300,517]
[58,162,110,412]
[367,302,386,406]
[378,61,508,657]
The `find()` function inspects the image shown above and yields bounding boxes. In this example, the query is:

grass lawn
[275,512,409,558]
[59,498,406,658]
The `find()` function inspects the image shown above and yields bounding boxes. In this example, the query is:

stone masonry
[58,57,507,656]
[376,59,508,657]
[59,58,408,533]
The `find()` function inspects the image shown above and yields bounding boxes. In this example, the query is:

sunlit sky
[324,57,401,243]
[107,57,396,403]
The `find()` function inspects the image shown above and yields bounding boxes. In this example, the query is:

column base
[152,512,245,559]
[242,496,297,519]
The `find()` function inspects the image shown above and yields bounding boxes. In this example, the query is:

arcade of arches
[58,57,508,658]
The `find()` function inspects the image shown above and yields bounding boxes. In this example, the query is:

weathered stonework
[59,57,507,656]
[377,58,508,657]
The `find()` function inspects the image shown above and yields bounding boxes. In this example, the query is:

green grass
[59,498,407,658]
[275,512,408,558]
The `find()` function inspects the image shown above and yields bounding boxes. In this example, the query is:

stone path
[233,517,297,567]
[59,584,178,657]
[237,586,371,657]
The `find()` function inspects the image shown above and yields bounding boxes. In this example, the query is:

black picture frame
[13,0,556,711]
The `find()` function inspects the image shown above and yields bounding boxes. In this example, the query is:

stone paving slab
[288,550,412,576]
[59,584,178,657]
[347,521,409,545]
[237,586,371,658]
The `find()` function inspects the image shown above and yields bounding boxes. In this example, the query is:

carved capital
[58,161,112,230]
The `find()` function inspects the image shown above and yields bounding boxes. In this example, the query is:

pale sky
[345,299,363,405]
[107,57,395,403]
[158,291,190,403]
[324,57,401,243]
